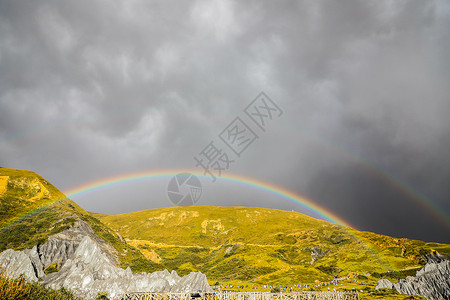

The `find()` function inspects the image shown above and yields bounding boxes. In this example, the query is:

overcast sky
[1,0,449,243]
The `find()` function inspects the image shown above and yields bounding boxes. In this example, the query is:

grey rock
[43,236,211,299]
[0,248,39,281]
[310,246,330,264]
[376,260,450,299]
[225,244,240,255]
[0,218,211,300]
[422,252,449,264]
[172,271,210,293]
[375,278,394,289]
[37,216,119,267]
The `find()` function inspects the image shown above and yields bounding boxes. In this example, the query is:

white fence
[118,292,359,300]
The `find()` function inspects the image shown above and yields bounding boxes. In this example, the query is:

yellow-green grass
[0,273,80,300]
[1,167,449,289]
[95,206,450,285]
[0,168,151,272]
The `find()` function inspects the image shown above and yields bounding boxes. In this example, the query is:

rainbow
[64,169,395,270]
[2,115,449,231]
[278,127,450,231]
[64,169,353,227]
[2,169,395,271]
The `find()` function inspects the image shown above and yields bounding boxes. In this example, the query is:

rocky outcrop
[375,278,394,289]
[423,252,450,264]
[0,219,211,299]
[225,244,240,255]
[310,246,330,264]
[43,236,211,299]
[376,260,450,300]
[0,248,42,281]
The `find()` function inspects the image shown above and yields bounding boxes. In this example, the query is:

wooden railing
[118,292,360,300]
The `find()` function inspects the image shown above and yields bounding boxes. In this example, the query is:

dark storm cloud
[1,0,449,243]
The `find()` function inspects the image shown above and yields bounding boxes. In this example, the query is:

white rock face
[375,260,450,300]
[0,248,40,281]
[375,278,393,289]
[0,219,212,299]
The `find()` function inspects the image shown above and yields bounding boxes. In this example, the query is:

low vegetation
[44,263,59,275]
[0,168,151,273]
[0,167,449,293]
[96,291,109,299]
[95,206,450,285]
[0,273,79,300]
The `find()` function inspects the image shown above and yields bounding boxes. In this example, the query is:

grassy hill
[0,168,150,272]
[0,167,448,296]
[95,206,450,287]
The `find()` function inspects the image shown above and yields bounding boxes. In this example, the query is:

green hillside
[0,168,149,272]
[95,206,450,286]
[0,167,448,295]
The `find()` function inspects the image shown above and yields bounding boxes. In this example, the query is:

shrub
[96,291,109,299]
[44,263,59,274]
[372,288,399,296]
[270,287,280,293]
[125,257,165,274]
[315,265,341,277]
[372,271,401,280]
[0,273,79,300]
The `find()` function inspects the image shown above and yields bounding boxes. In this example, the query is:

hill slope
[0,168,151,272]
[1,167,449,292]
[95,206,450,285]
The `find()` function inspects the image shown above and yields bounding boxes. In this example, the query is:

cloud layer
[1,0,449,243]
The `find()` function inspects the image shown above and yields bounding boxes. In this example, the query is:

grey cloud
[0,0,449,243]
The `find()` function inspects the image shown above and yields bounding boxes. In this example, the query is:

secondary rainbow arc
[2,108,448,231]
